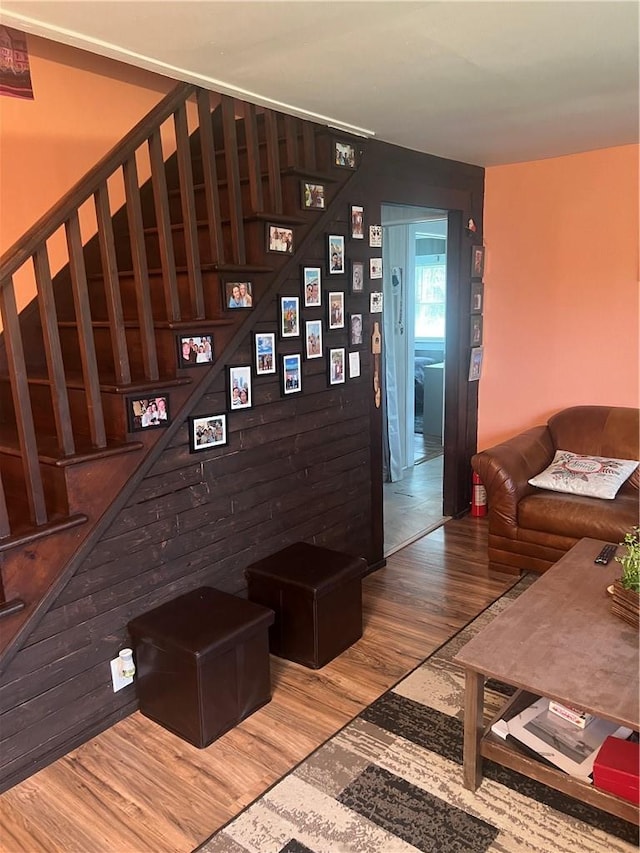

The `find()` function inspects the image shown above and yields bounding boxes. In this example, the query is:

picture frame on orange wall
[468,346,484,382]
[471,245,485,278]
[471,281,484,314]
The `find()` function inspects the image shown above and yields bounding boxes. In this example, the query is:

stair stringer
[0,158,362,674]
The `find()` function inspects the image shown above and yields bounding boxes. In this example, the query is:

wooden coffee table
[454,537,639,824]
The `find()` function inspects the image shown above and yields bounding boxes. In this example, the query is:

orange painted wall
[480,145,639,448]
[0,35,173,253]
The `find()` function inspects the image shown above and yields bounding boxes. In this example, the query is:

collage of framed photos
[469,244,485,381]
[164,147,381,455]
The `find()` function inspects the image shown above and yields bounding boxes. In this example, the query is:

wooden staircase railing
[0,78,344,645]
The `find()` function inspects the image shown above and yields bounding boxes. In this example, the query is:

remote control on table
[594,544,617,565]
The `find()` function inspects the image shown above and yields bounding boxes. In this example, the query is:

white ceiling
[2,0,639,166]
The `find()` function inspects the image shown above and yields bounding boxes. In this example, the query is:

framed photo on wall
[254,332,276,375]
[301,181,325,210]
[176,333,214,368]
[282,353,302,395]
[349,313,364,346]
[228,365,252,409]
[471,280,484,314]
[279,295,300,338]
[370,291,383,314]
[471,245,485,278]
[305,319,323,360]
[469,346,484,382]
[350,260,365,294]
[470,315,484,346]
[189,414,227,452]
[333,140,357,169]
[328,234,345,275]
[370,257,383,279]
[127,395,170,432]
[369,224,382,247]
[302,266,322,307]
[328,347,346,385]
[350,204,364,239]
[267,223,294,254]
[225,281,253,309]
[328,291,345,330]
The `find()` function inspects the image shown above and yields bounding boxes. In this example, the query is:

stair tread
[0,372,192,394]
[87,262,274,280]
[0,513,88,554]
[0,425,144,466]
[138,212,307,235]
[56,318,236,330]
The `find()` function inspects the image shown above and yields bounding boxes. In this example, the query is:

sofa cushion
[518,491,639,542]
[528,450,638,500]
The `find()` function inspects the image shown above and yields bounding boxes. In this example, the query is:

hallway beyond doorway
[383,454,449,556]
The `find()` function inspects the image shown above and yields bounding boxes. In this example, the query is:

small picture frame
[471,245,485,278]
[305,319,323,360]
[328,234,345,275]
[349,313,364,346]
[225,281,253,309]
[301,181,325,210]
[189,413,228,452]
[176,333,214,368]
[127,395,170,432]
[228,365,252,409]
[350,260,365,294]
[469,346,484,382]
[471,280,484,314]
[370,291,383,313]
[328,291,345,330]
[348,351,361,379]
[267,223,294,254]
[333,139,357,169]
[370,257,383,279]
[470,315,484,346]
[328,347,346,385]
[369,224,382,247]
[302,266,322,307]
[350,204,364,239]
[254,332,276,375]
[282,353,302,395]
[279,295,300,338]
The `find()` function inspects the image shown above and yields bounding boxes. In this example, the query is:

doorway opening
[381,205,450,556]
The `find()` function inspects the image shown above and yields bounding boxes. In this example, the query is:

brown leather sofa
[472,406,639,575]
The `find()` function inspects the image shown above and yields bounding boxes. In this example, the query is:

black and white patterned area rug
[198,578,638,853]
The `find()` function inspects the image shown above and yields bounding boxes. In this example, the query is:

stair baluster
[148,130,181,322]
[174,103,205,319]
[33,246,75,455]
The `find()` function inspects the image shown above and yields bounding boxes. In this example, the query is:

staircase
[0,83,355,665]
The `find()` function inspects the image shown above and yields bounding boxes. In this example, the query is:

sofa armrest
[472,425,554,537]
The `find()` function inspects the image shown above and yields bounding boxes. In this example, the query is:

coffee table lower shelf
[481,730,638,824]
[468,685,639,825]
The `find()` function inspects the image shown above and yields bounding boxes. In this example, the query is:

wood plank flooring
[383,455,447,556]
[0,516,517,853]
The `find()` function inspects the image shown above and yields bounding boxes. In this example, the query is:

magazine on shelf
[491,696,633,781]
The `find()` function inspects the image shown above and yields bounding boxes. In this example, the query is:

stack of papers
[491,696,633,781]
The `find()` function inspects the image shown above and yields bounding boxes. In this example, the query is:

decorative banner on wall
[0,26,34,100]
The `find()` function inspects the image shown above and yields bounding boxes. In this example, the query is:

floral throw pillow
[528,450,639,500]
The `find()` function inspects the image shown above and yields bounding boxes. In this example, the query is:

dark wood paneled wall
[0,132,483,792]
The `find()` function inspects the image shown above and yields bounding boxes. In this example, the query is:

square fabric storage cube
[128,587,274,748]
[245,542,367,669]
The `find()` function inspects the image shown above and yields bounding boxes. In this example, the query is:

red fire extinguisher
[471,471,487,517]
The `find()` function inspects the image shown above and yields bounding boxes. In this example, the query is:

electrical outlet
[110,657,134,692]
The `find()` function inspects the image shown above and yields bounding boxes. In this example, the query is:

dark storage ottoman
[128,587,274,748]
[245,542,367,669]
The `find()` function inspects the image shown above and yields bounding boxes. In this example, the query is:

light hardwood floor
[383,453,447,556]
[0,516,515,853]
